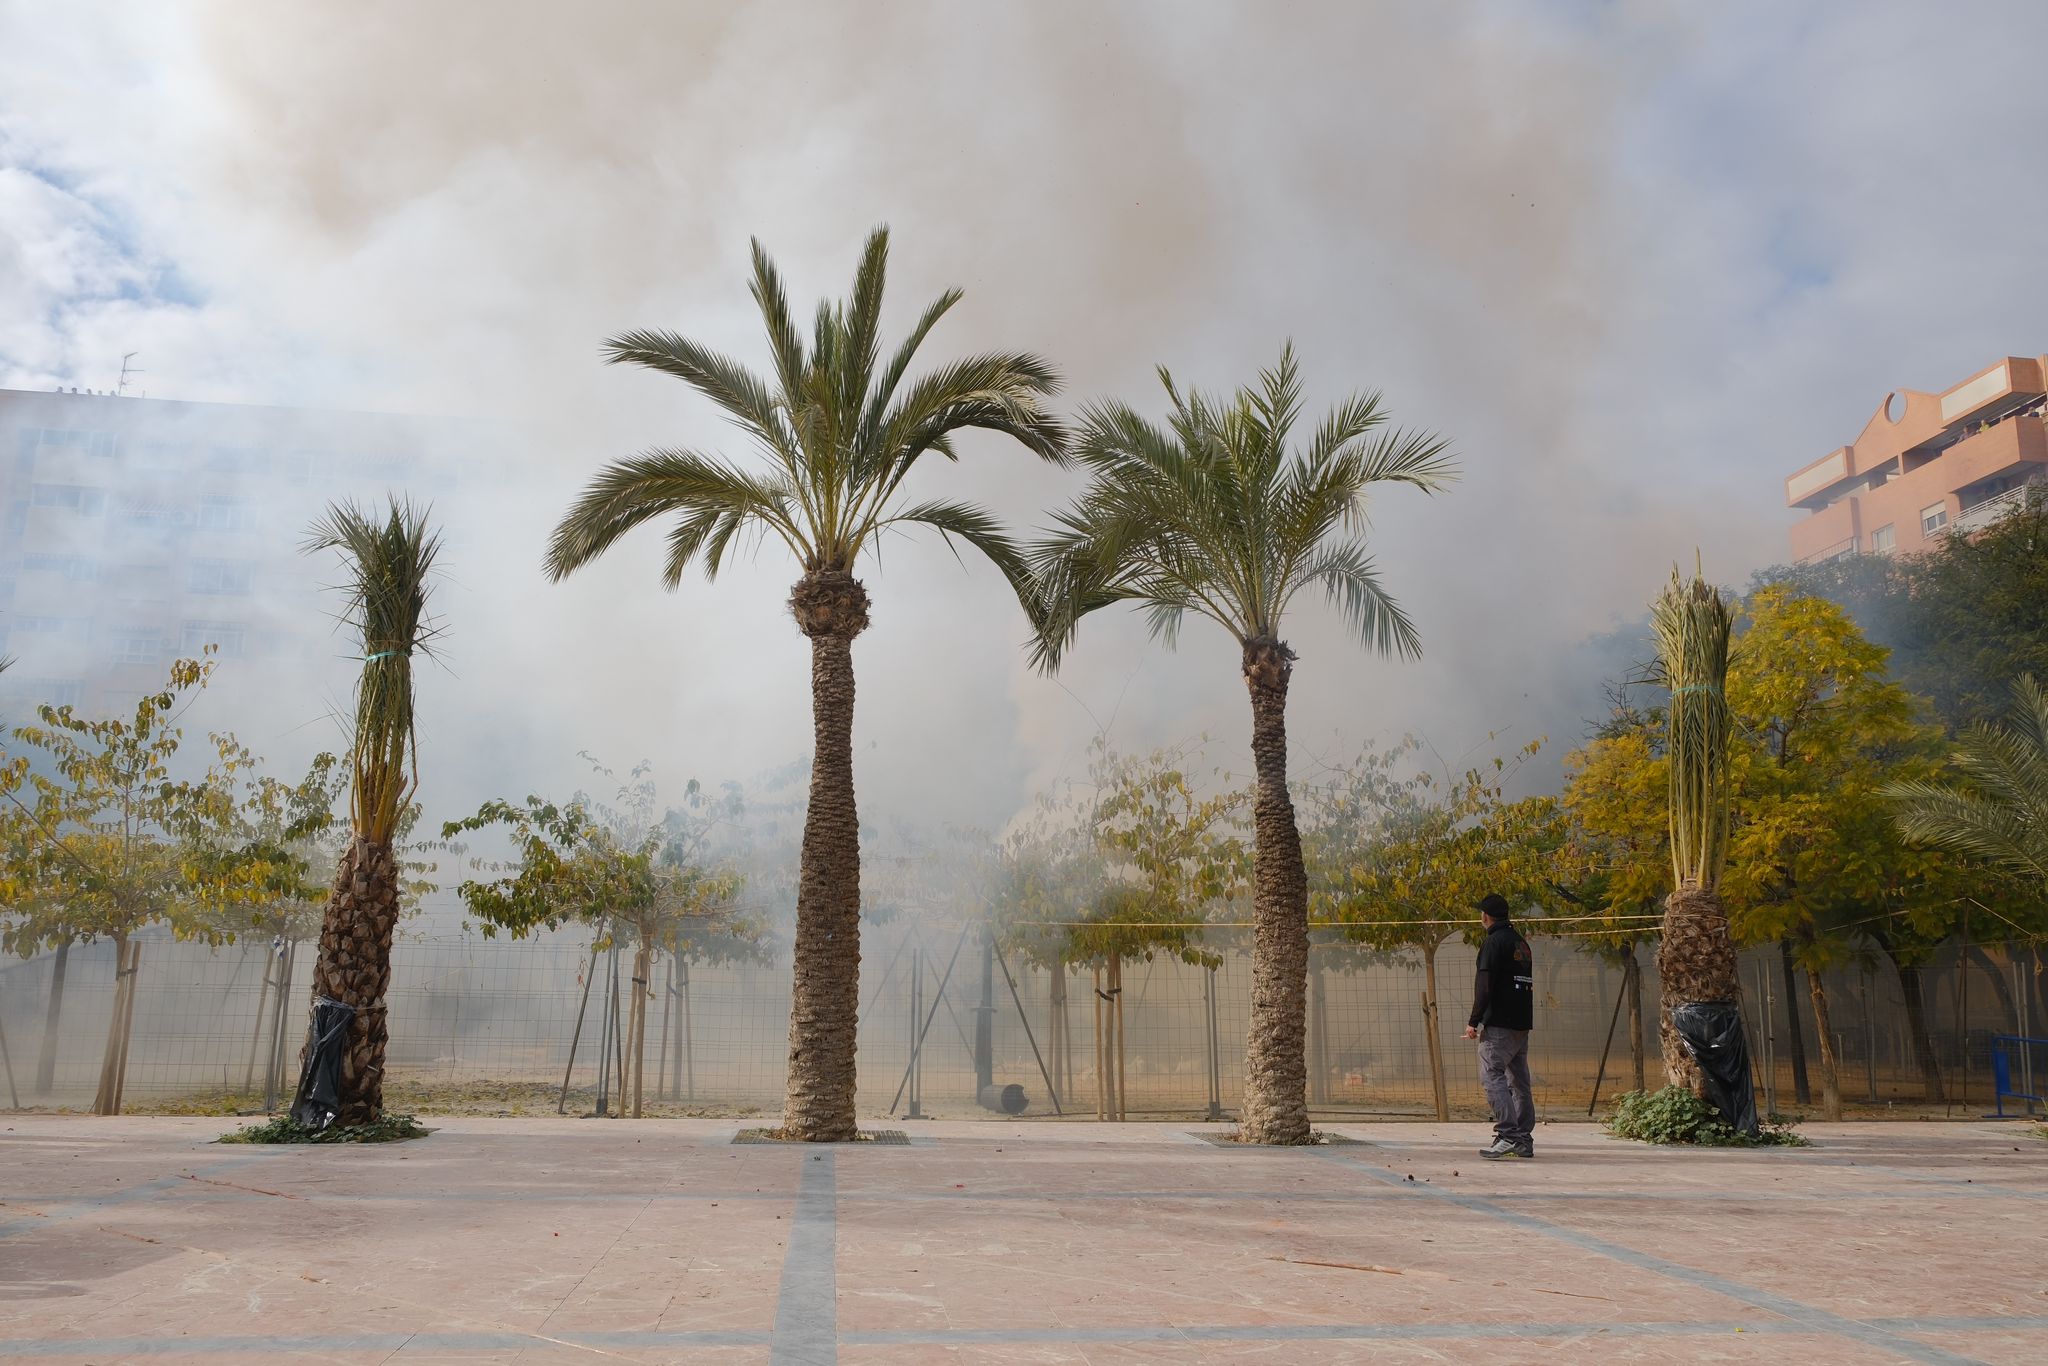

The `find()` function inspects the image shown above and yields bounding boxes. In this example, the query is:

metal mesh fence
[0,921,2039,1120]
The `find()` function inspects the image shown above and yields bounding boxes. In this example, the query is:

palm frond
[544,449,804,581]
[1652,565,1735,888]
[1887,673,2048,883]
[1297,541,1422,658]
[303,498,441,842]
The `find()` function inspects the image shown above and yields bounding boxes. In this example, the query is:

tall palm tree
[1649,565,1743,1106]
[300,498,441,1125]
[1888,673,2048,880]
[546,228,1066,1141]
[1031,346,1453,1143]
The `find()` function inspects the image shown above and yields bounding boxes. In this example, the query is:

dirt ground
[0,1115,2041,1363]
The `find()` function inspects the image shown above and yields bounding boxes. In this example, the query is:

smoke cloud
[6,0,2048,844]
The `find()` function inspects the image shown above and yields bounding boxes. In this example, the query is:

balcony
[1950,480,2044,536]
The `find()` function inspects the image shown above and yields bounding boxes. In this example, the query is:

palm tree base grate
[1188,1130,1368,1147]
[732,1128,910,1145]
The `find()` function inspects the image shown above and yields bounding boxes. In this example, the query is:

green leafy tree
[3,656,235,1112]
[991,740,1247,1119]
[1720,588,1958,1116]
[1553,702,1670,1095]
[445,763,748,1117]
[300,498,443,1126]
[545,228,1065,1141]
[1031,346,1453,1143]
[1312,740,1547,1119]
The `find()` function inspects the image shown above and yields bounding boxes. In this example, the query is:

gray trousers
[1478,1025,1534,1145]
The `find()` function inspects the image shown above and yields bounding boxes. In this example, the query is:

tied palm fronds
[304,499,441,843]
[1652,565,1735,889]
[1029,343,1453,668]
[1887,673,2048,882]
[543,226,1067,592]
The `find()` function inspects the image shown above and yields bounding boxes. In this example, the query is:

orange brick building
[1787,356,2048,562]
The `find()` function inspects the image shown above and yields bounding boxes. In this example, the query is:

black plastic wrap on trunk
[290,997,356,1130]
[1670,1000,1759,1135]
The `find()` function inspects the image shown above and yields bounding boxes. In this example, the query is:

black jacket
[1468,920,1534,1031]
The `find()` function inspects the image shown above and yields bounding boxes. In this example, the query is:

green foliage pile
[1604,1086,1807,1147]
[219,1112,431,1144]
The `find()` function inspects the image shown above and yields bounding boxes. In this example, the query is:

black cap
[1476,893,1512,919]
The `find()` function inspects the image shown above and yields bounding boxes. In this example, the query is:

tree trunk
[782,571,868,1141]
[1048,957,1067,1104]
[1878,944,1946,1104]
[1624,948,1646,1093]
[630,940,651,1118]
[34,937,70,1096]
[1093,964,1106,1120]
[1420,939,1449,1121]
[1779,940,1812,1105]
[93,935,139,1116]
[1806,967,1842,1121]
[1654,882,1740,1097]
[1238,637,1310,1144]
[307,835,404,1126]
[1964,943,2019,1033]
[110,940,141,1115]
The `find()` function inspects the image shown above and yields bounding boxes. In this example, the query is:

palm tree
[545,228,1066,1141]
[1888,674,2048,880]
[1649,565,1744,1105]
[299,498,441,1125]
[1030,346,1453,1143]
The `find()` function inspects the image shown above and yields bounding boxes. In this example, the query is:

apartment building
[0,387,469,717]
[1786,356,2048,563]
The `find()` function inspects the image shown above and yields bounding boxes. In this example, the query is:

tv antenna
[116,353,144,397]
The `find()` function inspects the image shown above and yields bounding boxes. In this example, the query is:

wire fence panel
[0,921,2037,1118]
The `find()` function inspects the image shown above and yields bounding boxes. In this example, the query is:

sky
[4,0,2048,841]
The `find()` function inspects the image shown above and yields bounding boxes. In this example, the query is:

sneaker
[1480,1137,1519,1159]
[1515,1143,1535,1160]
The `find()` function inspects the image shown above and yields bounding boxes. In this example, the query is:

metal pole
[655,955,673,1103]
[974,928,995,1097]
[908,944,924,1120]
[0,988,18,1109]
[594,940,617,1117]
[558,937,602,1115]
[1204,964,1223,1121]
[681,958,694,1102]
[1588,970,1628,1116]
[992,941,1062,1115]
[1863,967,1878,1103]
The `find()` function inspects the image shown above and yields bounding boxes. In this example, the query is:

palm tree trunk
[1806,967,1842,1121]
[1239,637,1310,1144]
[1654,882,1740,1096]
[783,571,868,1141]
[308,835,403,1126]
[1420,938,1449,1121]
[1779,940,1812,1105]
[34,937,70,1096]
[1625,947,1646,1093]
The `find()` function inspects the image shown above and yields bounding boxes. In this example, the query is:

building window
[1870,525,1896,554]
[181,622,247,658]
[30,484,107,515]
[188,560,253,596]
[111,632,160,666]
[22,554,98,581]
[1921,503,1948,535]
[198,496,253,532]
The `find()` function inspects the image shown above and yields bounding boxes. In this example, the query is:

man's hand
[1462,1025,1479,1041]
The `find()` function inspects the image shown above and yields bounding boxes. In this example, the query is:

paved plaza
[0,1116,2041,1363]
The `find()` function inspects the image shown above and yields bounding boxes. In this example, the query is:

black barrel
[978,1083,1027,1115]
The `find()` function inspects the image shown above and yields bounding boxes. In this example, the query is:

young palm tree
[1649,565,1741,1099]
[545,228,1065,1141]
[1031,346,1453,1143]
[1888,674,2048,881]
[301,498,441,1125]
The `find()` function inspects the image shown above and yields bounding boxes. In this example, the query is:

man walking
[1462,893,1535,1159]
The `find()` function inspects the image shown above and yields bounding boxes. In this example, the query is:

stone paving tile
[1,1116,2041,1363]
